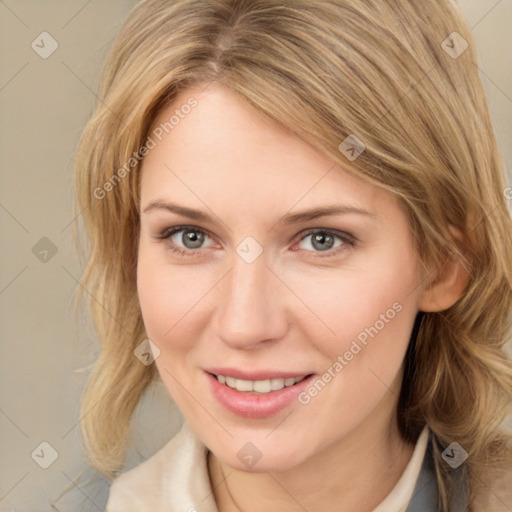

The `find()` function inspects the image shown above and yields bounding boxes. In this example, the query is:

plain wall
[0,1,511,510]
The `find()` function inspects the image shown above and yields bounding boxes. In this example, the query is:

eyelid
[155,225,218,250]
[156,225,214,242]
[295,227,357,246]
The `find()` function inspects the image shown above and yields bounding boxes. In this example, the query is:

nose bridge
[214,249,284,348]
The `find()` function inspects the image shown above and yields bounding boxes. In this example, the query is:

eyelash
[155,225,357,260]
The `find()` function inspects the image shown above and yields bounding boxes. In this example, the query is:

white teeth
[234,379,253,392]
[216,374,306,393]
[271,378,285,391]
[253,380,271,393]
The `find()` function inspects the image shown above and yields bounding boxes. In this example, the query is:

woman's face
[137,83,426,472]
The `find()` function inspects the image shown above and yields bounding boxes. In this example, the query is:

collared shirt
[106,420,453,511]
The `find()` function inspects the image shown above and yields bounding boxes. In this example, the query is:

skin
[137,82,469,512]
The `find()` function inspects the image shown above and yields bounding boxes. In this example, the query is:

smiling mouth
[209,373,314,394]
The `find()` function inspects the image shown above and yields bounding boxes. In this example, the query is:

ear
[418,226,473,313]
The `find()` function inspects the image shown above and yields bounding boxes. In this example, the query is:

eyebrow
[142,200,376,225]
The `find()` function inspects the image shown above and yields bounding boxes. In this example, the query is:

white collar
[106,421,429,511]
[372,425,429,511]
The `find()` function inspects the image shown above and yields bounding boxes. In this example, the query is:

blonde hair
[73,1,512,509]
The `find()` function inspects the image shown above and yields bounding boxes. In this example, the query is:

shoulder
[105,421,213,512]
[105,431,182,511]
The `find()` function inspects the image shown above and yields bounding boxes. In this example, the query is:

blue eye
[157,226,214,257]
[295,229,356,258]
[156,226,356,259]
[300,229,355,253]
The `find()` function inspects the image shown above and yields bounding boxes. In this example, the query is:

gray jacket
[407,430,512,511]
[406,430,468,511]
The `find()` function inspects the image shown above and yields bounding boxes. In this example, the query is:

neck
[208,405,416,512]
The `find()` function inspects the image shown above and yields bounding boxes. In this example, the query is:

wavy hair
[73,1,512,509]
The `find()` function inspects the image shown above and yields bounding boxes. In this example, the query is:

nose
[213,250,288,350]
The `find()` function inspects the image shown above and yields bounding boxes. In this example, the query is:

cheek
[137,242,177,339]
[289,244,420,366]
[136,255,169,340]
[292,259,419,432]
[136,245,214,346]
[136,250,204,407]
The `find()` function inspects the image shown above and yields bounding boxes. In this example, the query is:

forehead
[141,83,398,221]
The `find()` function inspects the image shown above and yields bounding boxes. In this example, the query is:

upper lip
[205,367,313,381]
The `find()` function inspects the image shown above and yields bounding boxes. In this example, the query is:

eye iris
[175,230,341,252]
[312,233,334,251]
[183,230,204,249]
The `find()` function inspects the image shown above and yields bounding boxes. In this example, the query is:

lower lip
[206,371,315,418]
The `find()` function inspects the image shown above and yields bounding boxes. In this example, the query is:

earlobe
[418,227,473,313]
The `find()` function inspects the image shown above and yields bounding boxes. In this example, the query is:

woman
[73,0,512,510]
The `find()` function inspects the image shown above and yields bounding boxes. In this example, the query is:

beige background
[0,1,511,510]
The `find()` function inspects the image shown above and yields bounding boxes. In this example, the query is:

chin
[205,431,313,474]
